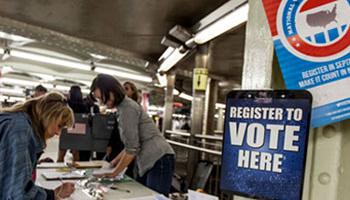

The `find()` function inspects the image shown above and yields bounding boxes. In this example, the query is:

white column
[240,0,350,199]
[236,0,274,199]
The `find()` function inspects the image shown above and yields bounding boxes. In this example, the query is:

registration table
[36,167,158,200]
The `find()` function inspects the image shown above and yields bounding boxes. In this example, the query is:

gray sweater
[117,96,175,176]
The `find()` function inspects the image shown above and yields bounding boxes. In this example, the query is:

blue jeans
[137,154,175,196]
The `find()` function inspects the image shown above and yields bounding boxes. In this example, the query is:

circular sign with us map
[277,0,350,62]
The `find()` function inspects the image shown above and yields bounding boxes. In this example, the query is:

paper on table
[92,167,115,176]
[37,162,67,168]
[41,171,85,180]
[188,190,219,200]
[92,162,127,180]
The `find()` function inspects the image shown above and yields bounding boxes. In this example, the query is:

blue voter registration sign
[220,90,312,200]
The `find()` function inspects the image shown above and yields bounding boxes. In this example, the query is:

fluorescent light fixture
[159,47,175,61]
[29,73,56,81]
[0,95,25,102]
[0,87,24,96]
[53,85,89,94]
[10,49,91,71]
[54,85,71,91]
[179,92,193,101]
[89,53,108,60]
[0,47,152,83]
[81,89,90,94]
[95,67,152,83]
[158,48,188,72]
[194,3,249,44]
[215,103,226,109]
[148,105,165,112]
[144,61,150,68]
[0,73,90,94]
[41,83,54,89]
[0,77,53,89]
[156,73,167,87]
[2,50,10,60]
[0,77,40,87]
[0,66,14,74]
[0,49,153,84]
[9,96,25,102]
[0,31,34,42]
[172,113,187,118]
[147,111,158,116]
[77,80,92,87]
[0,95,8,101]
[97,62,143,74]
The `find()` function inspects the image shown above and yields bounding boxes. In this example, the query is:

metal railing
[165,129,232,199]
[166,140,221,155]
[166,130,223,141]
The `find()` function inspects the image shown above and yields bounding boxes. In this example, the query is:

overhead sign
[193,68,208,91]
[262,0,350,127]
[220,90,312,200]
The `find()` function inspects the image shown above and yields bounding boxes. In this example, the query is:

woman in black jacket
[57,85,90,162]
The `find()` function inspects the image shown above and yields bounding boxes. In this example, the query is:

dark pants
[79,150,91,161]
[137,154,175,196]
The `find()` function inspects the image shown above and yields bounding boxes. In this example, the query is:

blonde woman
[0,92,75,199]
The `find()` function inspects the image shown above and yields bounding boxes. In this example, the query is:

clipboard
[74,160,109,169]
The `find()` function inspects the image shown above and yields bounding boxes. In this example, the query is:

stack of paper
[41,171,85,180]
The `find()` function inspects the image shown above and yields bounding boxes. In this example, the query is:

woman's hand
[54,182,75,199]
[110,151,123,167]
[95,150,134,178]
[110,158,119,167]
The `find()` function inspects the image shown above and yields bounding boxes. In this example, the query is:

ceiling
[0,0,246,104]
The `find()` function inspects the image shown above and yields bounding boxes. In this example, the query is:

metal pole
[187,45,209,182]
[216,108,225,132]
[162,73,175,135]
[241,0,274,90]
[203,78,218,136]
[236,0,274,199]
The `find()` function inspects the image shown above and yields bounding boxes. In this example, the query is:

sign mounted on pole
[193,68,208,91]
[220,90,312,200]
[262,0,350,127]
